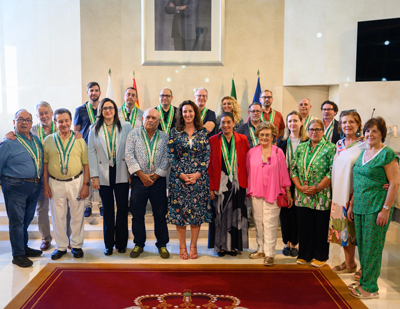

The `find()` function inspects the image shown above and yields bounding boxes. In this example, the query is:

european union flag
[252,77,261,104]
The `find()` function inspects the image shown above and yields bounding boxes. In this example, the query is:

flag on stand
[106,69,115,100]
[133,71,139,108]
[252,71,261,104]
[230,72,237,100]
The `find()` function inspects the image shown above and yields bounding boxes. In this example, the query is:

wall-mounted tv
[356,17,400,82]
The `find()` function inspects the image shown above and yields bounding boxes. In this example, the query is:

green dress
[353,146,398,293]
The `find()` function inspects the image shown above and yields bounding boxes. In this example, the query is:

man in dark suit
[321,100,340,144]
[165,0,199,50]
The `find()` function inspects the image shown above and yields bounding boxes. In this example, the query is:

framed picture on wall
[141,0,225,65]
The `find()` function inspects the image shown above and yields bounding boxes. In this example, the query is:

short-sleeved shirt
[353,146,399,215]
[43,133,88,179]
[290,136,336,211]
[202,108,217,137]
[74,102,98,144]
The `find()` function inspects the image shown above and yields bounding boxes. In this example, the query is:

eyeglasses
[159,94,172,98]
[308,128,324,133]
[102,107,115,111]
[322,108,334,112]
[195,95,207,98]
[16,118,32,124]
[249,110,262,114]
[260,96,273,100]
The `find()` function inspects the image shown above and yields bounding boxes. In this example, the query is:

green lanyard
[37,122,57,144]
[248,123,259,147]
[304,115,312,131]
[122,103,138,129]
[85,101,96,125]
[221,134,236,182]
[102,123,116,166]
[53,131,76,176]
[325,120,334,142]
[302,137,327,183]
[157,105,174,135]
[261,109,275,123]
[200,107,208,122]
[16,133,41,178]
[141,128,160,171]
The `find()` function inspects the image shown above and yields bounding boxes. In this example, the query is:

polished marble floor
[0,234,399,309]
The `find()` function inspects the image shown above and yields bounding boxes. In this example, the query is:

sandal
[189,247,198,259]
[350,286,379,299]
[332,261,357,274]
[347,282,360,290]
[353,269,362,281]
[180,247,188,260]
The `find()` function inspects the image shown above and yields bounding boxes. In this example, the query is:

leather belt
[5,176,41,183]
[50,170,83,182]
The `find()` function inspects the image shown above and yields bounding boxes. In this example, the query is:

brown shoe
[249,251,265,259]
[40,240,51,251]
[264,256,274,266]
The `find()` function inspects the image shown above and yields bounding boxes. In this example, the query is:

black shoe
[84,207,92,217]
[282,246,290,256]
[117,248,126,254]
[228,250,238,257]
[25,246,43,257]
[217,251,226,257]
[104,248,113,256]
[51,250,67,260]
[99,206,104,217]
[12,255,33,268]
[290,247,299,257]
[71,248,84,258]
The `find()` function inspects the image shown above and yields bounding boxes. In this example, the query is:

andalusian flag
[133,71,139,108]
[230,72,237,100]
[106,69,115,100]
[252,71,261,104]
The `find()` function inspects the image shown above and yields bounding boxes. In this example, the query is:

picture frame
[141,0,225,65]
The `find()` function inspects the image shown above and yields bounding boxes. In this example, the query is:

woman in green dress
[348,117,399,299]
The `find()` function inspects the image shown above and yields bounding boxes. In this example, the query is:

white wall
[0,0,82,138]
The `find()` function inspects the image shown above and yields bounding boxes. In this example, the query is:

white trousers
[251,197,281,258]
[49,175,85,250]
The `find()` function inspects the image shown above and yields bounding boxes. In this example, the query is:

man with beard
[43,108,90,260]
[118,87,144,130]
[74,82,102,217]
[0,110,43,267]
[194,87,216,137]
[237,102,263,149]
[259,90,285,139]
[298,98,315,133]
[156,88,177,135]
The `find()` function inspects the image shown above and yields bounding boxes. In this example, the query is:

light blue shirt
[0,133,44,183]
[125,128,169,177]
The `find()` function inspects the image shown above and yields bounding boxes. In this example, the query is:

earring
[356,128,361,137]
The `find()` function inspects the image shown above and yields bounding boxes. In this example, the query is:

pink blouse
[246,145,291,203]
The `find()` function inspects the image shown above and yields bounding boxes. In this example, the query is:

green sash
[37,122,57,144]
[302,136,327,183]
[304,115,312,131]
[85,101,96,125]
[53,131,76,176]
[248,123,259,147]
[122,103,138,129]
[261,109,276,123]
[141,128,160,171]
[324,120,334,142]
[16,133,41,178]
[221,134,236,182]
[200,107,208,123]
[102,123,117,166]
[157,105,174,135]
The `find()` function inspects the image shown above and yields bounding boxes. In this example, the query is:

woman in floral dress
[167,100,212,259]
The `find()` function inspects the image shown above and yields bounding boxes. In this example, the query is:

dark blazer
[332,119,341,145]
[208,132,249,191]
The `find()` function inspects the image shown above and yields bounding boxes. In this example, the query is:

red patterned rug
[7,263,367,309]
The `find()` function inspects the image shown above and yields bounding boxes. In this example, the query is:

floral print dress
[167,127,212,226]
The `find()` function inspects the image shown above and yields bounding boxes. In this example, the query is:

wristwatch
[383,205,390,210]
[85,182,91,186]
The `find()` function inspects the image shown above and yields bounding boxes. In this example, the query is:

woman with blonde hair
[277,111,308,257]
[216,96,243,132]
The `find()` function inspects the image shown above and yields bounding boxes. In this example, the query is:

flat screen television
[356,17,400,82]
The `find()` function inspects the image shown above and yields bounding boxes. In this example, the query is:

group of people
[0,84,398,300]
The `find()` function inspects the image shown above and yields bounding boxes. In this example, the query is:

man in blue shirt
[73,82,102,217]
[0,110,44,267]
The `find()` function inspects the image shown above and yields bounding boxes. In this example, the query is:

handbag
[276,148,289,208]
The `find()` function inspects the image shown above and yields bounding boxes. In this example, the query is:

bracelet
[316,184,322,191]
[383,205,391,211]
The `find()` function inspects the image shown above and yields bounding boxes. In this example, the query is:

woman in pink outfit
[246,122,293,266]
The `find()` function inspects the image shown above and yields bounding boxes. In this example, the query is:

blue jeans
[2,177,41,256]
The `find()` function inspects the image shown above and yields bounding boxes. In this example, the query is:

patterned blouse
[290,136,336,211]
